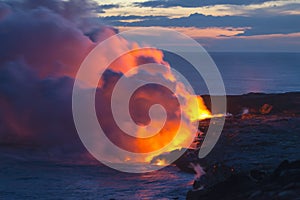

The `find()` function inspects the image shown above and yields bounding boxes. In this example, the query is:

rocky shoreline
[186,160,300,200]
[184,92,300,199]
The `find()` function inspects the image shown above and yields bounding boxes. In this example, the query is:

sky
[96,0,300,52]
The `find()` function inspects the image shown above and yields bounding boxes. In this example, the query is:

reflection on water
[0,160,193,200]
[164,52,300,95]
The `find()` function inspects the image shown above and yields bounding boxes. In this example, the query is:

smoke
[0,0,119,78]
[0,0,211,164]
[0,0,116,161]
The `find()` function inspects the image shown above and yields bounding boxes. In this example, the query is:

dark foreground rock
[186,160,300,200]
[184,93,300,199]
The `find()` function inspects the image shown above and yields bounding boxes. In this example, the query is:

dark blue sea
[165,52,300,95]
[212,52,300,94]
[0,157,193,200]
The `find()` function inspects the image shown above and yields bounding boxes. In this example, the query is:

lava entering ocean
[92,44,212,164]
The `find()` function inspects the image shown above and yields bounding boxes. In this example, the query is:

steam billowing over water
[0,0,212,164]
[0,0,112,162]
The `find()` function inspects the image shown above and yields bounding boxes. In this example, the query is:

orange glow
[124,157,131,162]
[152,158,168,166]
[184,96,212,121]
[118,26,247,38]
[97,4,244,18]
[96,40,212,163]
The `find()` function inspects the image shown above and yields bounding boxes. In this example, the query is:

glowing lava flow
[153,158,168,166]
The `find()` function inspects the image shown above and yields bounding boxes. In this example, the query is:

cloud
[99,0,300,37]
[118,26,247,38]
[100,4,120,9]
[134,0,276,8]
[99,0,300,18]
[101,13,300,36]
[98,4,244,18]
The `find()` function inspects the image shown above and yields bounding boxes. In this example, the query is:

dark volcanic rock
[186,160,300,200]
[202,92,300,115]
[184,93,300,199]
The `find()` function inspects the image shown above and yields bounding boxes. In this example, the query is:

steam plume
[0,0,211,164]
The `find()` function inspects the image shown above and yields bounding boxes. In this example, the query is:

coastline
[185,92,300,200]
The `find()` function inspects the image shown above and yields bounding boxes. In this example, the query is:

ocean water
[164,52,300,95]
[0,158,193,200]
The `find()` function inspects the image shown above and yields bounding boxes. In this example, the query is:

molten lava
[153,158,168,166]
